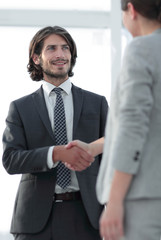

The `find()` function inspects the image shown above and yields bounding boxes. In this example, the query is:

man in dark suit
[2,26,108,240]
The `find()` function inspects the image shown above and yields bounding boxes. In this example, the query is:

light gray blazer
[97,28,161,204]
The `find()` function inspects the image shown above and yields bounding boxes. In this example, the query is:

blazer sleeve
[2,101,50,175]
[111,40,154,174]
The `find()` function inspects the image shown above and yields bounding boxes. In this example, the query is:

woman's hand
[100,201,124,240]
[100,170,133,240]
[65,140,92,171]
[66,140,90,153]
[65,138,104,170]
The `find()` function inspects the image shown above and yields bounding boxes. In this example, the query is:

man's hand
[65,140,92,171]
[53,145,94,171]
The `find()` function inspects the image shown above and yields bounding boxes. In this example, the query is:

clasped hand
[65,140,92,171]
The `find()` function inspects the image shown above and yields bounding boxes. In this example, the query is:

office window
[0,0,111,10]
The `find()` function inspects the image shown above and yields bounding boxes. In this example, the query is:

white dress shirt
[42,79,79,193]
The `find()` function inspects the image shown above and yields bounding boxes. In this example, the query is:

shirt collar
[42,78,72,96]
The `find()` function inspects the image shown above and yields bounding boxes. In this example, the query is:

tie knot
[53,87,62,95]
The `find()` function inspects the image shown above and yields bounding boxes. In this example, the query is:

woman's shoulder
[126,31,161,54]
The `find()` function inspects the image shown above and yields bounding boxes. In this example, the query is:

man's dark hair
[27,26,77,81]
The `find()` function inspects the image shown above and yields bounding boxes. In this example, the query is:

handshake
[52,138,104,171]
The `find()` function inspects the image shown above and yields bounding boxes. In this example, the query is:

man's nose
[55,48,64,58]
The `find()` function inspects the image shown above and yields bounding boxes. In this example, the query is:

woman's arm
[100,170,133,240]
[65,137,104,170]
[66,137,104,157]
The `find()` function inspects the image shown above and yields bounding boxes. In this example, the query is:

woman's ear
[32,54,40,65]
[127,2,137,20]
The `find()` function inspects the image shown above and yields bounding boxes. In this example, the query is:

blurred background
[0,0,131,239]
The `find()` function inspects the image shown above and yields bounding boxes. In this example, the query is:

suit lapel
[72,84,83,139]
[32,86,55,140]
[72,85,86,180]
[32,84,83,141]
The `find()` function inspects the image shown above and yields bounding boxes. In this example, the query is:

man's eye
[48,46,55,50]
[63,46,69,50]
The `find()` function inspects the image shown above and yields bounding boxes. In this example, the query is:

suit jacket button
[136,151,140,156]
[133,151,140,161]
[134,156,138,161]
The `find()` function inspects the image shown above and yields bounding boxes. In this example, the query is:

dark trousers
[14,199,101,240]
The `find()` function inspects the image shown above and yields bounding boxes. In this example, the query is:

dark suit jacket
[2,84,108,234]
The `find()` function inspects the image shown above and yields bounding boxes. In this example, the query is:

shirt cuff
[47,146,58,169]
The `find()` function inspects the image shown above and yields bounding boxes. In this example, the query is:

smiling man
[34,34,71,82]
[2,26,108,240]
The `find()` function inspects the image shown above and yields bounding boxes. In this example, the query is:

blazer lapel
[72,85,86,180]
[72,84,83,138]
[32,86,55,140]
[32,85,83,141]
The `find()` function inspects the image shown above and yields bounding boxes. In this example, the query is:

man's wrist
[47,146,54,168]
[52,145,65,163]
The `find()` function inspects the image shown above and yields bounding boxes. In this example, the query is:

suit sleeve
[111,41,154,174]
[2,101,50,175]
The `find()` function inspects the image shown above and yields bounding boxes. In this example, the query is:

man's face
[36,34,72,84]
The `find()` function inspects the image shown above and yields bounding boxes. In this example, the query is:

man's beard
[43,68,68,79]
[40,58,70,80]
